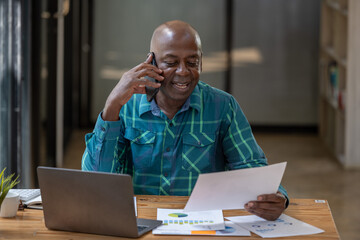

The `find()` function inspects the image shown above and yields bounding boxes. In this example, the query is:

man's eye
[164,62,177,67]
[187,62,198,67]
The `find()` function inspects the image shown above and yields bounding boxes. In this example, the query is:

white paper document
[154,208,225,231]
[153,221,251,236]
[226,214,324,238]
[184,162,287,211]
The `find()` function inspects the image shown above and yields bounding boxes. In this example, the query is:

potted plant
[0,168,20,209]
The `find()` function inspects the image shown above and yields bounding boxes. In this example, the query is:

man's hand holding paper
[245,192,287,221]
[184,162,288,221]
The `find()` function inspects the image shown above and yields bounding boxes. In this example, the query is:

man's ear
[199,52,203,73]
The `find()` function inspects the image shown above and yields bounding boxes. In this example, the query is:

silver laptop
[37,167,162,238]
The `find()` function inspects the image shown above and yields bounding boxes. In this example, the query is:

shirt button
[101,127,106,132]
[164,173,168,177]
[169,123,173,127]
[166,147,170,152]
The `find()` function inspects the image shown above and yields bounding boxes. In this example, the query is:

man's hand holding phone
[102,53,164,121]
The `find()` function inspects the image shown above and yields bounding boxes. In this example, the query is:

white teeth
[175,83,188,89]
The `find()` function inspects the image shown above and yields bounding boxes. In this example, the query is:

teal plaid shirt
[82,81,288,200]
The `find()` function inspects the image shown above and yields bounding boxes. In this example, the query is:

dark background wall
[91,0,320,126]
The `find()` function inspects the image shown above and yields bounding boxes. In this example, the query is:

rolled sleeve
[94,112,123,141]
[278,185,290,208]
[81,112,125,173]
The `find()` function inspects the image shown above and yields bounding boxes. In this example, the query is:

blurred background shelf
[319,0,360,168]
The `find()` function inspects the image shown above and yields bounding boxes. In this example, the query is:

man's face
[154,33,202,104]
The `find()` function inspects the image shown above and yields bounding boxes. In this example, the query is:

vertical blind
[0,0,30,187]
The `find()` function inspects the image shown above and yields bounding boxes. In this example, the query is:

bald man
[82,20,288,220]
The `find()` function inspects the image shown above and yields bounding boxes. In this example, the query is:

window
[0,0,31,187]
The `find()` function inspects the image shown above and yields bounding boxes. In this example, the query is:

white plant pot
[0,191,20,218]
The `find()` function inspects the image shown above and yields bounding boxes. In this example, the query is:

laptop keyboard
[137,225,148,232]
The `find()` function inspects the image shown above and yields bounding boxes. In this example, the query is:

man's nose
[176,62,190,76]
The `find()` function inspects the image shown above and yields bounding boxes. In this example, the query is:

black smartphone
[145,52,160,102]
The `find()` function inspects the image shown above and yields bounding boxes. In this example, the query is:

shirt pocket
[124,127,155,169]
[182,132,215,174]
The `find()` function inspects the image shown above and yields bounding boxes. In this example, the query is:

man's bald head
[150,20,202,53]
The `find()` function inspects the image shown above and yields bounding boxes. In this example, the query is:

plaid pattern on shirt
[82,81,288,198]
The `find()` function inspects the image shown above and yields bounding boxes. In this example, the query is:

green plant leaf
[0,168,20,207]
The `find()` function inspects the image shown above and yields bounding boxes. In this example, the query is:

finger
[135,63,163,74]
[257,194,282,202]
[250,208,281,221]
[245,202,281,219]
[252,201,283,211]
[245,200,285,216]
[137,78,161,88]
[137,69,164,82]
[257,194,287,209]
[247,205,278,215]
[145,53,153,64]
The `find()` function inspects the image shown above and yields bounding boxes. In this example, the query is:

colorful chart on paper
[168,213,188,218]
[156,208,225,231]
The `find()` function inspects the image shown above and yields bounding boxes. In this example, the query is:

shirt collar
[139,84,201,117]
[188,84,201,113]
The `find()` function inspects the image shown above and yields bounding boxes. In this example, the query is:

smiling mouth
[173,82,189,89]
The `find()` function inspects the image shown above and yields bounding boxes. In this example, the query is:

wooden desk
[0,196,339,239]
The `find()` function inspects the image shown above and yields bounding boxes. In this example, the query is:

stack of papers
[153,210,325,237]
